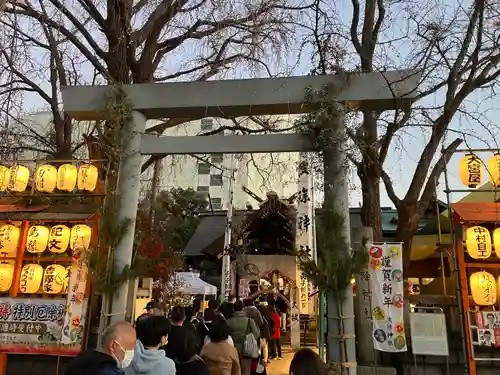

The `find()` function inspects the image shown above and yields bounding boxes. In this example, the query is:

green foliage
[142,187,209,253]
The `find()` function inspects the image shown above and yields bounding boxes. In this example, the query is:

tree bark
[394,200,420,276]
[357,165,383,242]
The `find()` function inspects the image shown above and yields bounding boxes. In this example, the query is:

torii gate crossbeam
[61,70,421,374]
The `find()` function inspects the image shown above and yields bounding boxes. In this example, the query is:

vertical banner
[296,152,314,315]
[61,261,88,345]
[368,243,407,352]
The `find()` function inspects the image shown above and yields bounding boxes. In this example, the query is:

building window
[198,163,211,174]
[201,119,213,131]
[197,186,209,192]
[210,174,223,186]
[211,154,223,163]
[211,197,222,210]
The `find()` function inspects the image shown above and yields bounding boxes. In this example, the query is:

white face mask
[112,340,135,368]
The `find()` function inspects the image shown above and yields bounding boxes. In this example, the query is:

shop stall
[452,202,500,375]
[0,161,101,374]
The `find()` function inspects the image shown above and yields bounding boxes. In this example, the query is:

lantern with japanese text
[459,154,483,188]
[57,164,78,192]
[0,224,20,257]
[493,228,500,258]
[0,263,14,292]
[70,224,92,252]
[26,225,50,253]
[43,264,68,294]
[0,166,10,192]
[470,271,497,306]
[465,226,492,259]
[20,264,43,293]
[35,165,57,193]
[8,165,29,192]
[48,225,70,253]
[488,154,500,186]
[77,164,98,192]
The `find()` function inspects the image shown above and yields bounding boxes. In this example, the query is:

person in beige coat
[201,316,241,375]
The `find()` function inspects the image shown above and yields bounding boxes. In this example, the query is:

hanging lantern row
[459,153,500,188]
[470,271,498,306]
[0,164,98,193]
[0,224,91,256]
[0,263,69,294]
[26,224,92,254]
[464,226,500,259]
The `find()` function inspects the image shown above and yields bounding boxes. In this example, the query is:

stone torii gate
[61,70,419,374]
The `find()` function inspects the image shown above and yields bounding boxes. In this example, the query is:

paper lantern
[35,165,57,193]
[0,224,20,256]
[57,164,78,192]
[470,271,497,306]
[42,264,68,294]
[488,154,500,186]
[70,224,92,252]
[77,164,98,192]
[0,166,10,192]
[0,263,14,292]
[48,225,70,253]
[19,264,44,294]
[465,226,492,259]
[26,225,50,253]
[459,154,483,188]
[8,165,29,192]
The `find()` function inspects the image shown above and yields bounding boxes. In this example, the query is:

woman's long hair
[289,349,329,375]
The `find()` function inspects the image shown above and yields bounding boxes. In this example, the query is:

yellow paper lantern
[0,263,14,292]
[0,224,20,257]
[8,165,30,192]
[57,164,78,192]
[488,154,500,186]
[42,264,68,294]
[465,226,492,259]
[26,225,50,253]
[459,154,483,188]
[35,165,57,193]
[470,271,497,306]
[77,164,98,192]
[48,225,70,253]
[70,224,92,252]
[19,264,44,294]
[0,166,10,192]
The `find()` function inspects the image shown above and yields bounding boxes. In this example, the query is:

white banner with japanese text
[368,243,407,352]
[61,260,88,345]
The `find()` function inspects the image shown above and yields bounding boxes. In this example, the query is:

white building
[7,112,301,209]
[148,117,300,209]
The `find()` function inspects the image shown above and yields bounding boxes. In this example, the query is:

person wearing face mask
[63,321,136,375]
[125,316,176,375]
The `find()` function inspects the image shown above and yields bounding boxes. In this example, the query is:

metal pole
[323,104,356,375]
[221,155,235,302]
[443,153,469,375]
[319,290,325,360]
[109,110,147,324]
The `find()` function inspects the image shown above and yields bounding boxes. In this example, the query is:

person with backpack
[227,301,260,375]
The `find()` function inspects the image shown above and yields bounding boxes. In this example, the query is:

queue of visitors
[64,296,299,375]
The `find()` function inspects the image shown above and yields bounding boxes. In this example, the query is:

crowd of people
[63,296,332,375]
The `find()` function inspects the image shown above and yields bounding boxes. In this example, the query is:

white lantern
[35,165,58,193]
[57,164,78,192]
[77,164,98,192]
[48,225,70,253]
[0,224,20,257]
[8,165,29,192]
[70,224,92,252]
[19,264,44,294]
[42,264,68,294]
[0,263,14,292]
[26,225,50,253]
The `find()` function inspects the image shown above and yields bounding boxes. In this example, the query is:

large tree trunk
[395,200,420,275]
[357,165,383,242]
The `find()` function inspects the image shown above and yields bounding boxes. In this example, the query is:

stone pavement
[266,346,295,375]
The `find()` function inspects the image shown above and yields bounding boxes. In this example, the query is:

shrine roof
[451,202,500,223]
